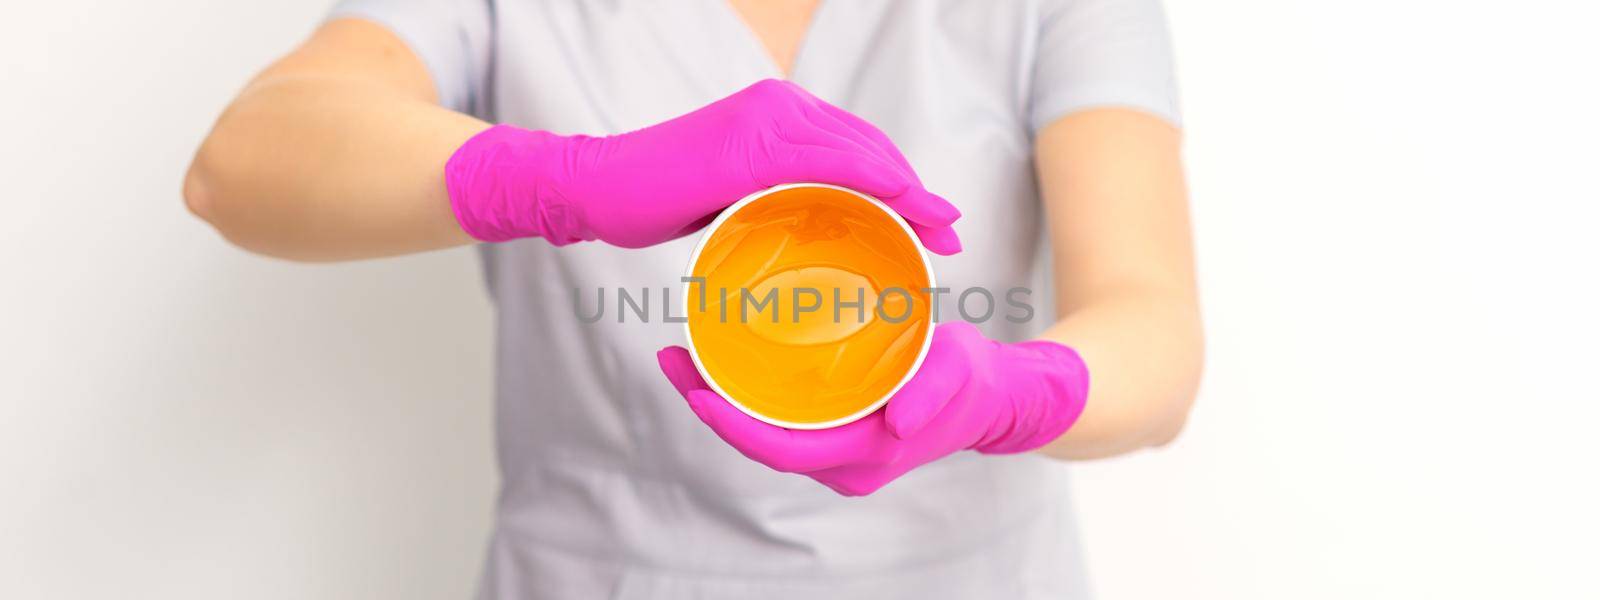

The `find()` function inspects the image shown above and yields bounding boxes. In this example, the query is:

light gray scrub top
[328,1,1179,598]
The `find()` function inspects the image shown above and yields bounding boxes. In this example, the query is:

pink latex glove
[444,79,961,253]
[657,322,1091,496]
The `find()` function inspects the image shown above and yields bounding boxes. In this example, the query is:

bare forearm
[1033,289,1204,460]
[1030,109,1203,460]
[184,20,487,262]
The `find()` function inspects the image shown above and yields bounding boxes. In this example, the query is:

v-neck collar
[716,0,831,82]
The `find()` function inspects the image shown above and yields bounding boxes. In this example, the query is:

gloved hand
[443,78,961,253]
[657,322,1090,496]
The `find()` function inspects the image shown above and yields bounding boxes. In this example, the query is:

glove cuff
[444,124,592,244]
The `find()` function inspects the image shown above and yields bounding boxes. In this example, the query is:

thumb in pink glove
[443,78,961,253]
[657,322,1090,497]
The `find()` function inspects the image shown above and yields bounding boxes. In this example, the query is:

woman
[185,0,1203,597]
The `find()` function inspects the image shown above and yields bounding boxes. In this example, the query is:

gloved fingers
[808,462,901,497]
[884,325,977,439]
[776,80,918,176]
[782,112,894,169]
[800,90,921,180]
[769,134,962,239]
[814,478,854,496]
[664,345,904,474]
[657,346,712,396]
[880,186,962,228]
[763,139,960,235]
[665,212,720,242]
[784,94,963,231]
[907,221,963,256]
[791,100,914,179]
[682,389,867,474]
[763,144,912,201]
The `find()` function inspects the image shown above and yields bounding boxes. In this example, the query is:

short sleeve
[327,0,492,115]
[1028,0,1180,131]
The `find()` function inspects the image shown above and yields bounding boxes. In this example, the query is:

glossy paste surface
[687,186,932,426]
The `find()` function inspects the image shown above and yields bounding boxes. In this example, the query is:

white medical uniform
[328,1,1180,597]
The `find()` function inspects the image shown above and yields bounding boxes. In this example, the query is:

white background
[3,1,1596,598]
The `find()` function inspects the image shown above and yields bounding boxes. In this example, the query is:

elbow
[1147,377,1201,448]
[182,156,217,225]
[182,92,339,262]
[1147,331,1205,448]
[1147,408,1191,448]
[182,105,277,257]
[181,150,254,251]
[181,144,314,262]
